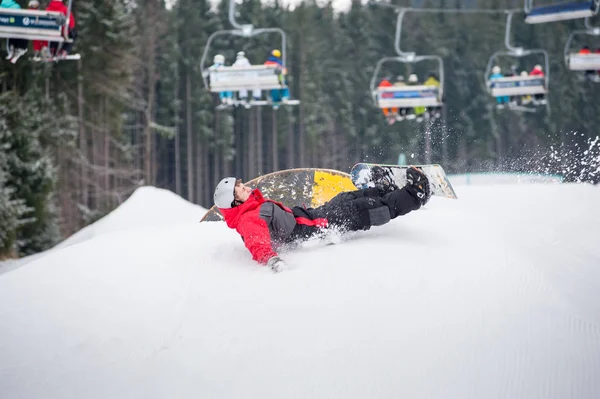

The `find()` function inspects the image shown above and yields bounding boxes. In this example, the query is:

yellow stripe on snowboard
[311,170,356,207]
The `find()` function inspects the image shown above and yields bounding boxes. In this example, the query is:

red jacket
[46,0,75,29]
[530,67,544,77]
[220,189,327,265]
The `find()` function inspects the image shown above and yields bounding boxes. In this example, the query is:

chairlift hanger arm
[584,15,600,30]
[504,12,522,54]
[229,0,245,30]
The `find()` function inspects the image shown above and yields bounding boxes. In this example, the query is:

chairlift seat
[0,8,68,42]
[209,65,286,92]
[567,53,600,70]
[31,53,81,62]
[489,76,547,96]
[375,85,442,108]
[216,98,300,110]
[525,1,598,24]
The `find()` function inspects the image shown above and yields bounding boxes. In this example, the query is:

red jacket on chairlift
[46,0,76,31]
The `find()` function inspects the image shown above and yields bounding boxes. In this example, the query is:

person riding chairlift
[529,64,547,105]
[232,51,262,107]
[490,66,509,109]
[46,0,77,59]
[377,77,395,125]
[1,0,28,63]
[579,46,595,80]
[28,0,46,58]
[595,48,600,81]
[407,74,426,121]
[392,76,406,121]
[423,73,442,119]
[264,49,289,109]
[209,54,233,105]
[519,71,533,105]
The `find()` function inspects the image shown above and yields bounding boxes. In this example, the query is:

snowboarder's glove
[267,256,287,273]
[406,167,431,207]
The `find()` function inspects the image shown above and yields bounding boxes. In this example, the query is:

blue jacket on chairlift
[0,0,21,8]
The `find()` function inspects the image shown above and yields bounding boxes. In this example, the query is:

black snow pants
[288,186,421,241]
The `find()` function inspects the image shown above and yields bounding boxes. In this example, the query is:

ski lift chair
[564,17,600,81]
[524,0,600,23]
[0,7,80,62]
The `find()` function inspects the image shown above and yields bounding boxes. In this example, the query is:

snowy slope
[0,187,206,274]
[1,182,599,399]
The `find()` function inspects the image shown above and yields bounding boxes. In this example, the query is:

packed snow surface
[1,182,600,399]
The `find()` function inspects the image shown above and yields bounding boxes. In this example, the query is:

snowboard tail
[350,163,457,199]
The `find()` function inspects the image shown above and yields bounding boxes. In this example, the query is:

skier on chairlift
[264,49,289,109]
[1,0,28,63]
[45,0,77,59]
[392,75,406,121]
[407,73,425,121]
[490,66,509,109]
[529,64,547,105]
[595,48,600,81]
[424,73,442,119]
[377,76,395,124]
[578,46,596,80]
[213,167,431,272]
[27,0,46,58]
[209,54,233,105]
[519,71,533,105]
[232,51,262,107]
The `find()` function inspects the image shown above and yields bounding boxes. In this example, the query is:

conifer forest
[1,0,599,257]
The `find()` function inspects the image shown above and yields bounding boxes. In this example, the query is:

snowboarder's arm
[237,217,278,264]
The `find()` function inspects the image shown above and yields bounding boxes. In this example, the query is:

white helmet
[408,74,418,83]
[214,54,225,64]
[492,66,501,74]
[534,64,543,71]
[520,71,528,76]
[236,51,245,59]
[214,177,237,209]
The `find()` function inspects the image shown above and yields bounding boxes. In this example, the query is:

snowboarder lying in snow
[213,167,431,272]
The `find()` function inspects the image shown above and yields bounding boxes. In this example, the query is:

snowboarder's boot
[406,167,431,206]
[371,166,398,194]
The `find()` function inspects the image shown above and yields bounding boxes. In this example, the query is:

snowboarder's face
[234,180,252,203]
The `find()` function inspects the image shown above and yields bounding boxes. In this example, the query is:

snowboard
[350,163,458,199]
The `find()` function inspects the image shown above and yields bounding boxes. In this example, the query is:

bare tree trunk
[213,113,221,192]
[298,33,306,168]
[143,0,160,186]
[174,72,181,195]
[104,97,111,207]
[77,59,87,213]
[246,109,255,179]
[287,111,294,169]
[196,133,202,205]
[272,110,278,172]
[235,108,244,180]
[201,144,209,206]
[331,121,338,170]
[256,107,263,175]
[442,107,448,166]
[186,72,194,202]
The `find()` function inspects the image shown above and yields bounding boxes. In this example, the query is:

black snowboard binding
[406,167,431,206]
[370,166,398,194]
